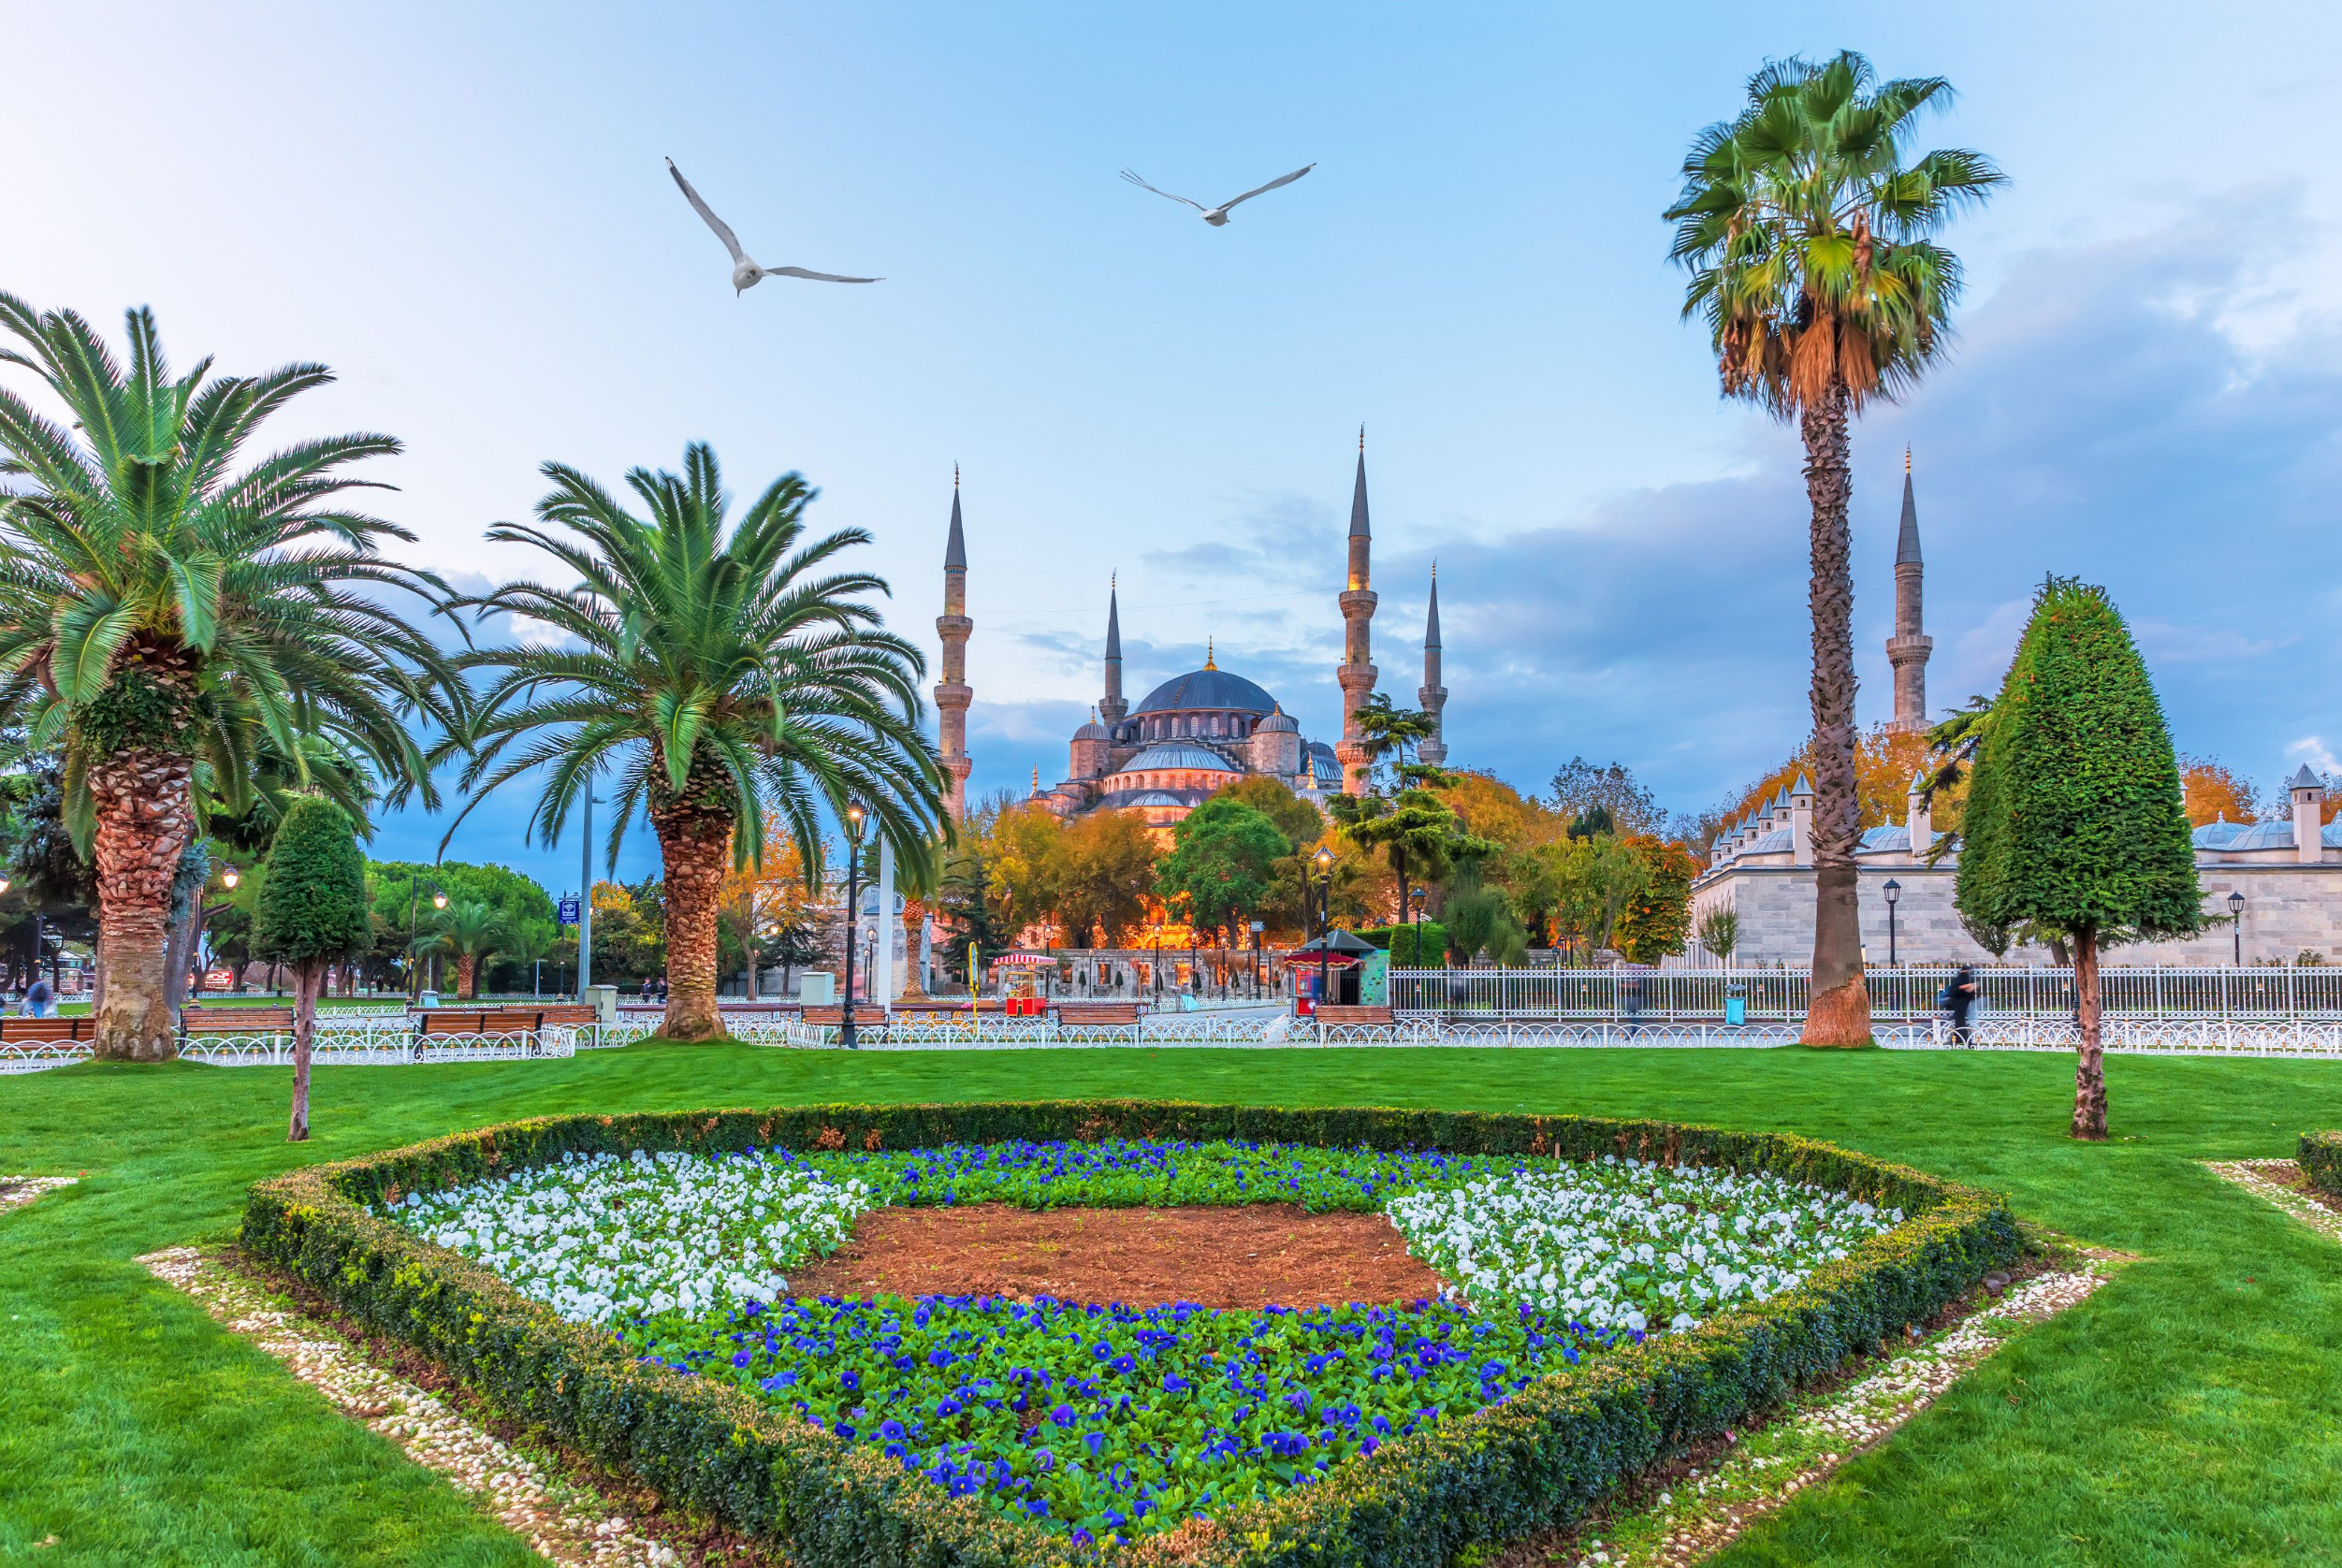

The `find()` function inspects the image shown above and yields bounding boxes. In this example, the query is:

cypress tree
[252,798,371,1142]
[1956,577,2202,1139]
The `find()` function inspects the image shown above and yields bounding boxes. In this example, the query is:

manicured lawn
[3,1044,2338,1566]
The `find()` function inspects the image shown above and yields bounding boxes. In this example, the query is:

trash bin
[1724,982,1746,1027]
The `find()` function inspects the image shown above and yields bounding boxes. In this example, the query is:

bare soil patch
[788,1202,1450,1310]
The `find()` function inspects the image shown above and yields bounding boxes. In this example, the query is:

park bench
[0,1016,94,1047]
[1052,1002,1145,1027]
[180,1009,296,1038]
[413,1008,573,1056]
[1315,1004,1395,1027]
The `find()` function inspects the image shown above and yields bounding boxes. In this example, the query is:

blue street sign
[557,896,582,926]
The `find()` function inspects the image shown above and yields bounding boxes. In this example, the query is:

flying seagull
[664,157,880,292]
[1118,163,1316,226]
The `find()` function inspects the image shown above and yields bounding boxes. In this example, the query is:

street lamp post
[1249,920,1264,999]
[1882,878,1902,968]
[406,876,445,1003]
[841,804,867,1050]
[2229,889,2246,966]
[1311,844,1335,1015]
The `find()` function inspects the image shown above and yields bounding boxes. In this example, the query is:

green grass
[3,1045,2338,1566]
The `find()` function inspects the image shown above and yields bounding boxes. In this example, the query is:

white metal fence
[1385,965,2342,1020]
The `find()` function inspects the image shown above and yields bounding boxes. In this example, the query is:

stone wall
[1695,863,2342,967]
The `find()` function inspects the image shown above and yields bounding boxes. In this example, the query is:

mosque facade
[933,439,1447,832]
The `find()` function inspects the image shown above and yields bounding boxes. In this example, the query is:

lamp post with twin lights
[1311,844,1335,1016]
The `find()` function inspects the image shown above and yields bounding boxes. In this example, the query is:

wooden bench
[0,1016,94,1044]
[1315,1004,1395,1026]
[1053,1003,1145,1026]
[181,1009,296,1036]
[413,1008,570,1055]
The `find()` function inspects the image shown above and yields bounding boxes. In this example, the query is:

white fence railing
[1386,965,2342,1019]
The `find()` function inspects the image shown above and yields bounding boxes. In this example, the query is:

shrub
[1358,922,1447,966]
[2302,1131,2342,1198]
[241,1100,2021,1568]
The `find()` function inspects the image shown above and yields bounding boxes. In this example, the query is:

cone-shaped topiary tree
[1955,577,2203,1139]
[251,797,371,1141]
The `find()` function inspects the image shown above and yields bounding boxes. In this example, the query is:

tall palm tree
[430,898,511,1000]
[1665,52,2001,1045]
[0,297,460,1060]
[446,443,946,1039]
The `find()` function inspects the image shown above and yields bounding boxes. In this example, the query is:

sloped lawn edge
[240,1100,2022,1568]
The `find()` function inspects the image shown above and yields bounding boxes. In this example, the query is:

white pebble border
[138,1246,679,1567]
[2204,1159,2342,1245]
[0,1176,77,1214]
[1557,1263,2110,1568]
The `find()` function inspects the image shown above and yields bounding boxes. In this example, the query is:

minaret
[1417,563,1447,767]
[1334,428,1379,794]
[1098,574,1127,728]
[935,468,974,821]
[1886,447,1933,735]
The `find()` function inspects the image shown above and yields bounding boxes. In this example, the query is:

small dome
[1111,741,1239,776]
[1073,719,1110,740]
[1255,704,1300,733]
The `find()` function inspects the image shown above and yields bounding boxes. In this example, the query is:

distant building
[1690,459,2340,964]
[938,436,1450,832]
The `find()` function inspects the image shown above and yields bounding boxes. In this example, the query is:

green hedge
[240,1101,2021,1567]
[1356,923,1447,967]
[2302,1130,2342,1198]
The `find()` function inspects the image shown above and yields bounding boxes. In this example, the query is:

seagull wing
[763,267,881,283]
[666,157,748,265]
[1219,163,1316,211]
[1119,169,1207,213]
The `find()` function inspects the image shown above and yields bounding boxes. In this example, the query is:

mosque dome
[1132,668,1278,716]
[1073,716,1111,741]
[1114,741,1239,775]
[1255,704,1299,733]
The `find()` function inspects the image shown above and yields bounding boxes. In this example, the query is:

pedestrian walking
[1942,964,1978,1047]
[23,974,52,1019]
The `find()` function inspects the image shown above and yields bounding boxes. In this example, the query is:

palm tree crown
[1666,51,2003,415]
[0,294,459,1060]
[448,442,945,1037]
[0,296,459,819]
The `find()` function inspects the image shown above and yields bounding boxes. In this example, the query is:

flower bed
[2301,1131,2342,1198]
[240,1101,2020,1568]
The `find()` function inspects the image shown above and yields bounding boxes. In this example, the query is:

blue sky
[7,2,2339,890]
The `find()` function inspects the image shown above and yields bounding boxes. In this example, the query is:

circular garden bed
[241,1102,2020,1567]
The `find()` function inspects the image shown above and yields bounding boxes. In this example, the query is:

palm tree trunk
[2071,924,2106,1140]
[458,952,477,1000]
[653,800,732,1040]
[1797,383,1872,1047]
[87,749,197,1061]
[899,897,930,998]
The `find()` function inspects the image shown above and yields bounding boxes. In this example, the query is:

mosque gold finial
[1904,444,1912,474]
[954,462,961,488]
[1205,636,1215,671]
[1359,424,1365,454]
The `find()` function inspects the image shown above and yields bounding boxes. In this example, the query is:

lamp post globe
[1882,878,1901,967]
[2228,889,2246,965]
[221,866,240,890]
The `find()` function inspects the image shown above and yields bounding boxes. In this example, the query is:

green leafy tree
[1612,835,1698,964]
[1211,775,1325,852]
[1666,53,2001,1045]
[1155,798,1287,946]
[1955,578,2203,1140]
[444,443,945,1039]
[936,845,1011,983]
[1054,809,1158,948]
[249,798,371,1141]
[1695,906,1739,962]
[0,296,458,1061]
